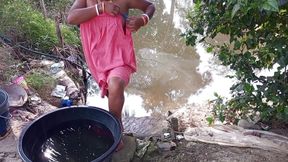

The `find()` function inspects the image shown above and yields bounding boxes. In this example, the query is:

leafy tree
[185,0,288,123]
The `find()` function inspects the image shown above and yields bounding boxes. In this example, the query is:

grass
[0,47,19,84]
[25,70,56,91]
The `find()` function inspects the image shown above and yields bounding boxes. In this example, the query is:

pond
[87,0,235,117]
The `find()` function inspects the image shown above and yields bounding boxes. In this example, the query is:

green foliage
[206,116,214,126]
[0,0,80,51]
[43,0,72,11]
[0,48,20,83]
[0,0,57,51]
[62,26,81,46]
[26,70,56,91]
[30,0,73,17]
[186,0,288,123]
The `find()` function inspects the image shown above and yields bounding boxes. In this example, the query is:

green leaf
[206,46,213,53]
[234,40,241,50]
[206,116,214,126]
[284,107,288,116]
[231,3,241,18]
[219,112,225,122]
[244,83,254,94]
[262,0,279,12]
[185,0,287,124]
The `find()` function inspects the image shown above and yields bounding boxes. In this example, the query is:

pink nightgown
[80,13,136,97]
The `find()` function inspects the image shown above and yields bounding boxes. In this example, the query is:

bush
[185,0,288,123]
[0,0,57,51]
[26,70,56,91]
[62,26,81,47]
[0,0,80,52]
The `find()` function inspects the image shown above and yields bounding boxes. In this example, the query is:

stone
[0,133,17,153]
[176,134,184,141]
[156,141,177,151]
[170,117,179,131]
[112,135,137,162]
[163,133,171,139]
[237,119,261,129]
[123,116,169,138]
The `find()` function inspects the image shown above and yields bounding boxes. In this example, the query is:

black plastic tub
[18,106,121,162]
[0,88,9,136]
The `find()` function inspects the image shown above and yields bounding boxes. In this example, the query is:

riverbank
[1,46,288,162]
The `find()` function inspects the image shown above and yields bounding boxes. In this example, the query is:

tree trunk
[39,0,47,18]
[55,15,64,48]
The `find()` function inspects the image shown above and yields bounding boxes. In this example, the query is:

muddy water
[129,0,211,113]
[87,0,234,117]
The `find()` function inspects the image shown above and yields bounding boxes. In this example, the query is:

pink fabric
[80,13,136,97]
[100,65,133,97]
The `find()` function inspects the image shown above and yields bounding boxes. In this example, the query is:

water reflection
[87,0,210,116]
[130,0,205,114]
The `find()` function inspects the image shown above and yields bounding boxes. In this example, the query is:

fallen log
[184,125,288,154]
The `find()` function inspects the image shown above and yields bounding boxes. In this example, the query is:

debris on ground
[2,84,28,107]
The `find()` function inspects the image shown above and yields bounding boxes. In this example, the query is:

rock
[166,104,211,131]
[156,141,177,151]
[170,117,179,131]
[161,130,175,141]
[30,60,55,68]
[50,61,65,74]
[52,70,80,99]
[51,84,66,98]
[123,116,169,138]
[237,119,261,130]
[112,135,137,162]
[0,133,17,153]
[28,94,42,106]
[163,132,171,139]
[176,134,184,141]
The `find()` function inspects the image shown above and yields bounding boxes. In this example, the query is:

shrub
[185,0,288,123]
[0,0,80,52]
[26,70,56,91]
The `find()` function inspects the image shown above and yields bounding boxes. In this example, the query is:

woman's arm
[67,0,122,25]
[126,0,155,32]
[129,0,155,19]
[67,0,97,25]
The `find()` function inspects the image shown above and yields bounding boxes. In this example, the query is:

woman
[67,0,155,150]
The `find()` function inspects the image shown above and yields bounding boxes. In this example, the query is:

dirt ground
[139,141,288,162]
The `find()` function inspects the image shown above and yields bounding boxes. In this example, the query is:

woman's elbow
[67,14,78,25]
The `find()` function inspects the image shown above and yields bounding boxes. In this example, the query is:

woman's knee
[108,77,125,96]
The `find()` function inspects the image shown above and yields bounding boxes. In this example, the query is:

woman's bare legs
[108,76,125,151]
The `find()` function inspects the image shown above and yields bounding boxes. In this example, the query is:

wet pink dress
[80,13,136,97]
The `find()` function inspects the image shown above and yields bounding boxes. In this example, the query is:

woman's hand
[126,16,145,32]
[103,1,121,16]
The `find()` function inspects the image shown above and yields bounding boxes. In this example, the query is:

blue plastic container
[60,98,73,107]
[18,106,122,162]
[0,88,9,136]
